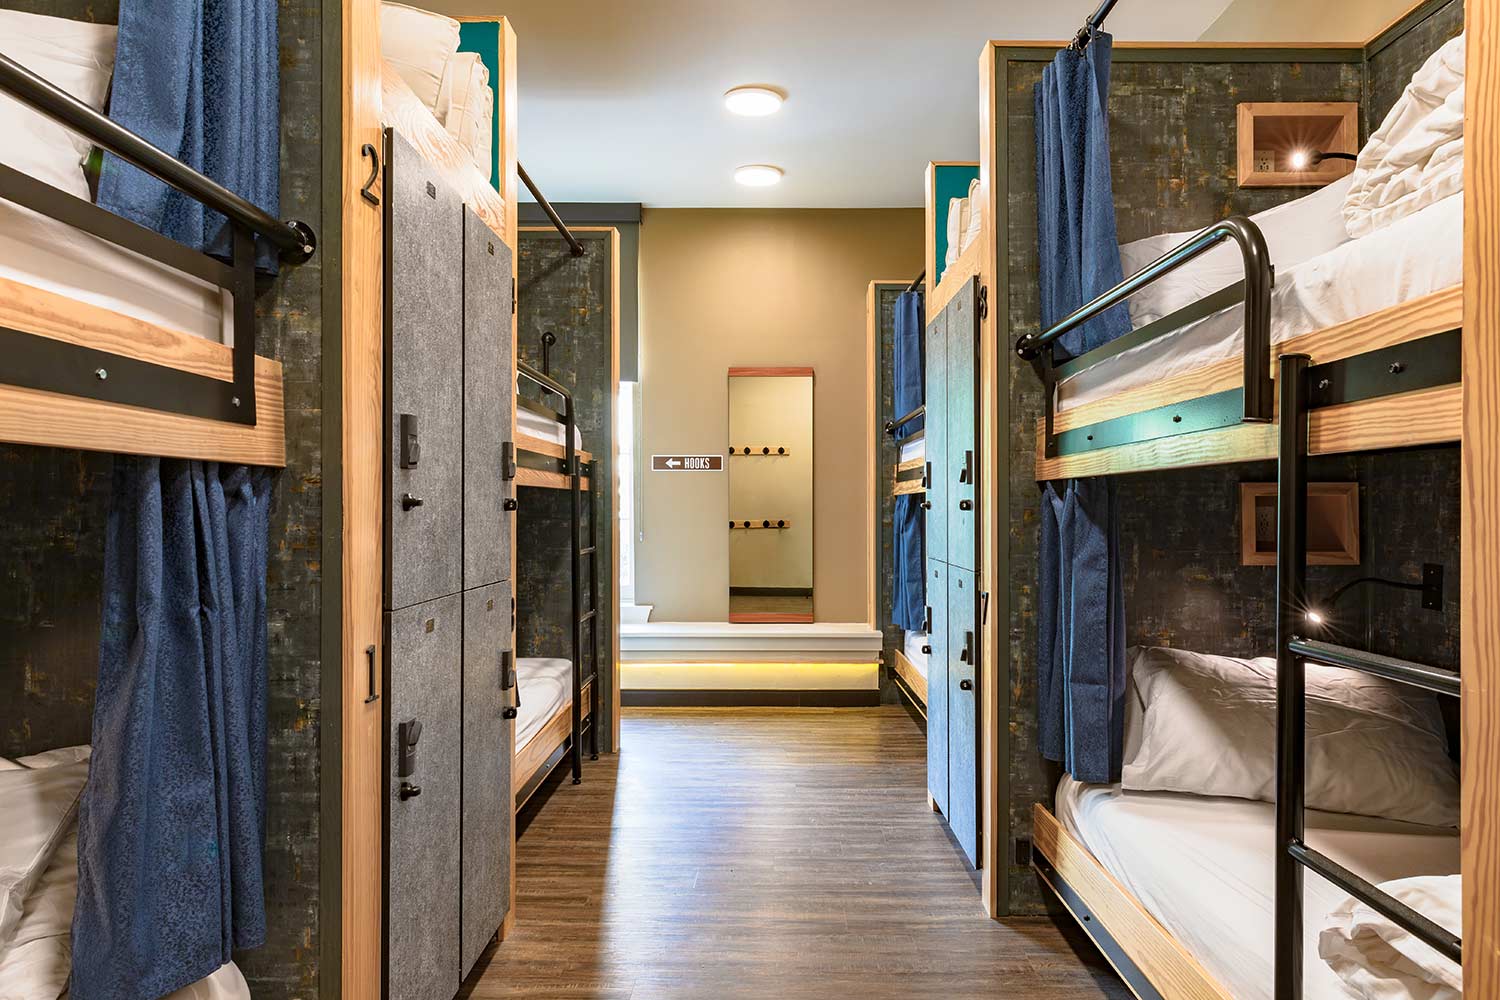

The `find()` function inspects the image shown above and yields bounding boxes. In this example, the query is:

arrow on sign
[666,458,681,468]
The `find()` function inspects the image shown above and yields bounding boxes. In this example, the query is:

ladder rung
[579,609,596,623]
[1289,842,1461,964]
[579,545,597,556]
[1288,638,1460,697]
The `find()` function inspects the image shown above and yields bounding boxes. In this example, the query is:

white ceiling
[489,1,1239,208]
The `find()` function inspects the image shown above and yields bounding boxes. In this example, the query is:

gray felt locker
[385,129,465,612]
[946,280,979,572]
[385,593,463,1000]
[924,302,948,564]
[461,581,512,978]
[925,559,949,816]
[947,566,980,868]
[462,211,513,591]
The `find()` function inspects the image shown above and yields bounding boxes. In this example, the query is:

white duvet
[1344,33,1466,238]
[1319,874,1462,1000]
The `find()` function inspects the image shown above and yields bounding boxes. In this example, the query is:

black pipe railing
[885,404,925,438]
[1017,215,1274,424]
[906,270,925,294]
[1288,638,1461,697]
[1071,0,1120,50]
[0,52,314,262]
[518,162,584,258]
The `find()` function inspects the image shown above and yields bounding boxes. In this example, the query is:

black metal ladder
[1273,353,1463,999]
[568,447,601,784]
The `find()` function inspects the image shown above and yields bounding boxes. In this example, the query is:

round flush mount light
[724,86,784,117]
[734,164,784,187]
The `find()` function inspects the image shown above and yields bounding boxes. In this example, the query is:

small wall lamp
[1288,148,1358,171]
[1305,563,1444,630]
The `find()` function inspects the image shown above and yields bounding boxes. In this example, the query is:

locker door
[947,279,979,572]
[924,303,948,564]
[947,567,980,868]
[463,212,514,590]
[386,129,465,611]
[461,581,512,978]
[925,559,949,816]
[385,593,463,1000]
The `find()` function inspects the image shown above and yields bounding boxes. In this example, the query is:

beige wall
[637,208,923,623]
[1200,0,1416,41]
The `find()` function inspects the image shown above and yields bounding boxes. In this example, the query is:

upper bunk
[977,11,1466,481]
[0,33,316,467]
[515,361,592,491]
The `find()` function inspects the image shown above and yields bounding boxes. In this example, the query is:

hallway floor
[463,707,1130,999]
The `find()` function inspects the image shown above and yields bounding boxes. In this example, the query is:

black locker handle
[959,630,974,664]
[364,645,378,704]
[501,649,519,718]
[922,606,932,633]
[924,461,931,489]
[399,413,420,469]
[958,449,973,484]
[501,441,517,481]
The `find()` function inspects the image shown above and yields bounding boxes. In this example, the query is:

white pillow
[0,823,77,1000]
[960,177,983,253]
[0,11,117,201]
[0,760,89,950]
[1343,33,1466,239]
[436,51,493,183]
[1118,174,1354,329]
[1319,874,1461,999]
[1121,646,1458,827]
[379,1,461,114]
[0,760,21,772]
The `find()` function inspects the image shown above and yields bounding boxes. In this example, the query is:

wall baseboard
[622,689,881,708]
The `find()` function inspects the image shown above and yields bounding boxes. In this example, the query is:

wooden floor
[461,707,1129,999]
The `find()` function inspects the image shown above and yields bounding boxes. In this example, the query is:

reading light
[1306,609,1326,626]
[734,164,783,187]
[1289,148,1358,171]
[1305,565,1444,634]
[724,86,784,117]
[1289,149,1311,170]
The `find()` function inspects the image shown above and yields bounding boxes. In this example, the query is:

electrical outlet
[1015,837,1034,867]
[1254,149,1276,173]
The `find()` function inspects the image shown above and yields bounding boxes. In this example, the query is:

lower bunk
[513,657,595,810]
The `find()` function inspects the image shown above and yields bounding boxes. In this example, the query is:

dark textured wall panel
[1000,51,1364,912]
[516,230,616,751]
[1366,0,1465,137]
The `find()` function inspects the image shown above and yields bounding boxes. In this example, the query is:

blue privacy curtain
[1034,31,1130,359]
[1037,479,1125,783]
[72,459,272,1000]
[891,289,926,632]
[97,0,280,271]
[1034,33,1129,784]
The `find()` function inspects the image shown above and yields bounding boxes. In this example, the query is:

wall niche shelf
[1236,102,1359,188]
[1240,482,1360,566]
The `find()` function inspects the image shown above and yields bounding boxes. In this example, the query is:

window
[618,380,637,602]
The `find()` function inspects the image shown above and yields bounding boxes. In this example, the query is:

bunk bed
[1009,8,1471,999]
[512,359,600,808]
[0,10,315,998]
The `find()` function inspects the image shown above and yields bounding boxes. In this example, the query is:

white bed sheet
[0,201,231,346]
[1058,191,1463,415]
[1055,776,1460,1000]
[901,630,928,677]
[515,657,572,752]
[516,404,584,450]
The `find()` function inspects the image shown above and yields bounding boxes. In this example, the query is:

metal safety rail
[515,361,598,785]
[0,52,316,426]
[1016,216,1274,460]
[1273,352,1462,998]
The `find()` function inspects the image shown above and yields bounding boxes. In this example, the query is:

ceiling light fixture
[734,164,783,187]
[724,86,784,117]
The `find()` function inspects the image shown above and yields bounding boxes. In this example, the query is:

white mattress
[516,403,584,450]
[901,630,928,677]
[515,657,572,752]
[0,201,232,346]
[1055,777,1460,1000]
[1058,192,1463,415]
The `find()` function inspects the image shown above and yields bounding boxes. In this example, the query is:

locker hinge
[501,441,517,480]
[978,285,989,321]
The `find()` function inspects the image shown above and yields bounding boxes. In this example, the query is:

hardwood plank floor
[459,707,1129,999]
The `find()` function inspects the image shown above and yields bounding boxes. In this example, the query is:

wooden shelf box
[1240,482,1360,566]
[1236,102,1359,188]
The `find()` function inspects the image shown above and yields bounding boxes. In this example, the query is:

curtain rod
[518,162,585,257]
[1072,0,1119,50]
[906,270,925,294]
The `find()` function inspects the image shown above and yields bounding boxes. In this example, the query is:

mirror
[727,369,814,622]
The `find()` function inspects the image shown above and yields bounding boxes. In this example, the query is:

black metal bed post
[1274,352,1311,1000]
[567,391,584,785]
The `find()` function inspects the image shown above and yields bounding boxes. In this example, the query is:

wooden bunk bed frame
[968,2,1496,994]
[513,360,600,805]
[0,53,314,468]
